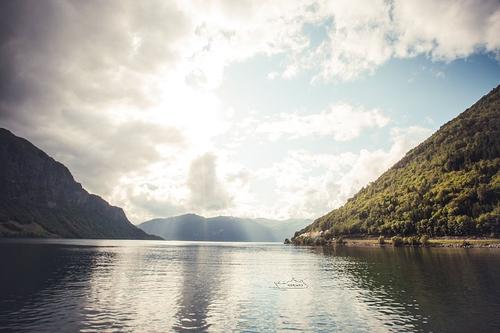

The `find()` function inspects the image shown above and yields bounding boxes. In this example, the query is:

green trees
[420,235,429,246]
[292,86,500,241]
[391,236,403,247]
[335,236,345,245]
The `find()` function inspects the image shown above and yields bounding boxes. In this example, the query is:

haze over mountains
[0,128,158,239]
[293,86,500,244]
[139,214,310,242]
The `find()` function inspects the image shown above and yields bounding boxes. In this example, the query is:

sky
[0,0,499,223]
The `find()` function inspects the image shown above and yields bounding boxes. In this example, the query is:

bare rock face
[0,128,159,239]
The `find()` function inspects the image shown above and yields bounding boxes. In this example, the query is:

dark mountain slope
[293,86,499,243]
[0,128,159,239]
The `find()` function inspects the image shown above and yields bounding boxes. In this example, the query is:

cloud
[0,0,193,197]
[27,116,186,195]
[0,0,497,222]
[267,71,279,80]
[286,0,500,81]
[187,153,233,211]
[333,126,432,203]
[106,152,257,222]
[393,0,500,60]
[329,126,434,208]
[0,1,315,202]
[252,126,433,219]
[121,191,186,223]
[257,103,390,141]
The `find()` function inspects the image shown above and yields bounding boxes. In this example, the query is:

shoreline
[291,237,500,249]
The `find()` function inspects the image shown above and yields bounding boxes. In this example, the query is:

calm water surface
[1,239,499,332]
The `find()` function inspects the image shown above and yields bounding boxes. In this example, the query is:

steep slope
[0,128,159,239]
[139,214,311,241]
[293,86,500,243]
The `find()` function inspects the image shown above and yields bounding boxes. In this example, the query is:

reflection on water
[173,245,218,332]
[1,240,500,332]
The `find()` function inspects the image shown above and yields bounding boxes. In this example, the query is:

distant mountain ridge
[139,214,310,242]
[293,86,500,244]
[0,128,159,239]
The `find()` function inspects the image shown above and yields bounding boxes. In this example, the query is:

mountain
[0,128,159,239]
[139,214,311,241]
[293,86,500,243]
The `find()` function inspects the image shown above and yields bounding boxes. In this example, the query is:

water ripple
[1,240,500,332]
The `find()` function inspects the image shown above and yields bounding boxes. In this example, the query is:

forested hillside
[293,86,499,243]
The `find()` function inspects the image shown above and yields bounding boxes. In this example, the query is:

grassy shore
[332,237,500,248]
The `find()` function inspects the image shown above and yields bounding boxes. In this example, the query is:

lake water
[1,239,499,332]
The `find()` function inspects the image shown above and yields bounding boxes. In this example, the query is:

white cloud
[393,0,500,61]
[330,125,433,202]
[250,126,433,219]
[0,0,496,222]
[108,151,245,221]
[187,153,233,211]
[257,103,390,141]
[267,71,279,80]
[286,0,500,81]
